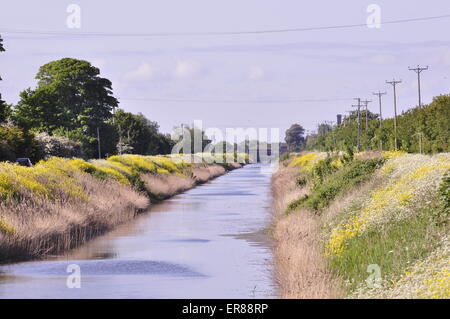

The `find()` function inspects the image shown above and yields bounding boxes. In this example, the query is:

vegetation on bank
[0,153,243,262]
[272,151,450,299]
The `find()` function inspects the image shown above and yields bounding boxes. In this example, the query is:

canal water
[0,164,276,298]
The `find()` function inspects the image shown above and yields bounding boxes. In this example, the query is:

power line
[118,97,353,104]
[1,14,450,37]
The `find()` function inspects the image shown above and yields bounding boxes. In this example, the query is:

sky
[1,0,450,142]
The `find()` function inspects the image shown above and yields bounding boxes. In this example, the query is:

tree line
[0,36,177,162]
[305,95,450,154]
[283,95,449,154]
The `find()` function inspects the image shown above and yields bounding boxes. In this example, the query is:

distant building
[337,114,342,126]
[280,143,288,154]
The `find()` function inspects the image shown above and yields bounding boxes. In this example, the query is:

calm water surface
[0,164,276,298]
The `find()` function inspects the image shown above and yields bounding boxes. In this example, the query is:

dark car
[15,158,33,167]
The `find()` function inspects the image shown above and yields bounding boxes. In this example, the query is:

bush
[36,132,83,159]
[0,125,42,162]
[303,158,384,212]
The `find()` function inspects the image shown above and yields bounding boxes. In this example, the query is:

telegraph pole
[352,98,362,152]
[386,79,402,150]
[362,99,372,131]
[413,132,424,154]
[373,91,387,128]
[373,91,387,150]
[408,65,429,108]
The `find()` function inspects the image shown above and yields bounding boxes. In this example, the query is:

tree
[0,125,43,162]
[285,124,305,152]
[112,109,172,155]
[0,35,6,122]
[0,101,11,123]
[13,58,118,157]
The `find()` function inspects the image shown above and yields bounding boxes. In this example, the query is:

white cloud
[124,62,154,81]
[248,66,264,80]
[174,60,198,79]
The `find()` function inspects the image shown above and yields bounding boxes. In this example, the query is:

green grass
[327,204,448,293]
[286,158,384,214]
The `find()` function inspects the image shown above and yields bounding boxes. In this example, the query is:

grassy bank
[271,151,449,299]
[0,153,243,262]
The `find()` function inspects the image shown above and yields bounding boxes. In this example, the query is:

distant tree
[285,124,305,152]
[154,133,175,155]
[174,125,212,154]
[13,58,118,157]
[112,109,171,155]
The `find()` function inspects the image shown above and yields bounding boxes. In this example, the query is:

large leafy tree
[13,58,118,157]
[15,58,117,131]
[285,123,305,152]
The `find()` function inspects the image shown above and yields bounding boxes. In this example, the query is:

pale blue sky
[1,0,450,138]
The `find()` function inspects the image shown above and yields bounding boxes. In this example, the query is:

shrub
[302,158,384,212]
[0,125,43,162]
[35,132,83,158]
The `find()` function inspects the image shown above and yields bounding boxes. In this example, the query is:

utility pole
[386,79,402,150]
[373,91,387,128]
[408,65,429,108]
[413,132,424,154]
[362,99,372,131]
[373,91,387,150]
[352,98,362,153]
[97,126,101,159]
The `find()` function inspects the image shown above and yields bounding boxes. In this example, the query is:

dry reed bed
[0,155,241,263]
[271,165,341,298]
[0,173,149,261]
